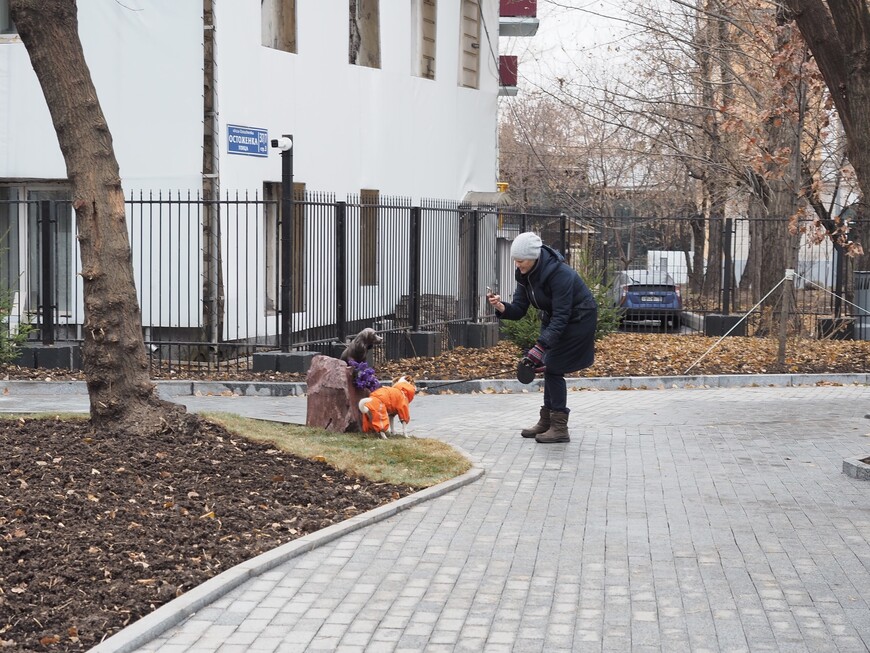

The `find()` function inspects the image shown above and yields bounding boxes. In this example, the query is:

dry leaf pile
[378,334,870,381]
[4,333,869,386]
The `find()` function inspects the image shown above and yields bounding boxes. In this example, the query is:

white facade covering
[0,0,501,199]
[0,0,508,344]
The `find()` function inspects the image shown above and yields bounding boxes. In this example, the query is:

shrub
[574,250,620,340]
[500,306,541,352]
[0,288,31,364]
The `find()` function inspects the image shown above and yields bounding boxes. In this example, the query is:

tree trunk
[741,181,765,298]
[689,218,706,295]
[782,0,870,206]
[10,0,187,435]
[755,12,805,326]
[696,1,726,303]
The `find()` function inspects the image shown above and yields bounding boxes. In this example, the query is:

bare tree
[10,0,187,434]
[781,0,870,271]
[528,0,856,310]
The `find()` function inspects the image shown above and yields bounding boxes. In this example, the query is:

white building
[0,0,538,350]
[0,0,531,196]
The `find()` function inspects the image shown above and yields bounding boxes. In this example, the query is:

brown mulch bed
[1,332,869,651]
[0,415,415,652]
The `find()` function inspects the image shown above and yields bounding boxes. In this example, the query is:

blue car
[611,270,682,330]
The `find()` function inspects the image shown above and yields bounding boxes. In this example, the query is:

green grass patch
[204,412,472,488]
[1,412,88,421]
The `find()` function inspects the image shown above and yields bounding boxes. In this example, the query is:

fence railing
[1,193,866,372]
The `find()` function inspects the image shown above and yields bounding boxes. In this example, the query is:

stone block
[276,351,318,373]
[13,346,36,368]
[252,352,278,372]
[312,342,346,359]
[468,322,499,348]
[704,314,746,337]
[843,456,870,481]
[383,331,407,361]
[18,344,81,370]
[253,351,318,374]
[404,331,441,358]
[448,322,499,349]
[305,355,368,432]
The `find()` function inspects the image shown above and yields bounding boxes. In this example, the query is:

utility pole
[271,134,293,352]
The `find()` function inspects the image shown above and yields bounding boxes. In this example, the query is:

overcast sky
[500,0,632,91]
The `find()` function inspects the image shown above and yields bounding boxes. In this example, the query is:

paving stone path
[8,382,870,652]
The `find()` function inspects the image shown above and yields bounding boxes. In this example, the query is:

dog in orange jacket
[358,377,416,438]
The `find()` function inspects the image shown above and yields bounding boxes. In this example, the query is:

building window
[0,0,17,35]
[412,0,437,80]
[459,0,480,89]
[349,0,380,68]
[359,189,379,286]
[0,185,72,320]
[261,0,297,53]
[264,182,306,314]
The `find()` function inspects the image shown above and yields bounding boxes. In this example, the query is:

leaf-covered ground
[1,332,869,651]
[377,333,870,382]
[4,333,870,385]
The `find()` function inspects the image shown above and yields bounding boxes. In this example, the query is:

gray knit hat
[510,232,542,260]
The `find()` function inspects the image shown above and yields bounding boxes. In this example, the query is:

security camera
[270,136,293,151]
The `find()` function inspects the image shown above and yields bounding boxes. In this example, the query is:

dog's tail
[358,398,372,415]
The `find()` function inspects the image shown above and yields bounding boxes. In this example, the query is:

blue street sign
[227,124,269,157]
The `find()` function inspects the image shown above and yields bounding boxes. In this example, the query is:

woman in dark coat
[487,232,597,443]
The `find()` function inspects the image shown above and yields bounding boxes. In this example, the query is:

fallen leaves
[378,334,870,381]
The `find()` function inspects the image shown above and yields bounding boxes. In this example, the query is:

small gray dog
[339,327,383,364]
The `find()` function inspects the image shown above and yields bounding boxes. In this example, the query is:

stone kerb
[843,413,870,481]
[843,456,870,480]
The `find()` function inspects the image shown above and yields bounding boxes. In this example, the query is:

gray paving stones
[12,381,870,652]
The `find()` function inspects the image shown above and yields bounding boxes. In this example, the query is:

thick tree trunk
[782,0,870,206]
[754,15,804,324]
[10,0,186,434]
[689,218,706,295]
[741,184,765,298]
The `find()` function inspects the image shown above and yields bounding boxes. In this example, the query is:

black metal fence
[1,192,867,372]
[585,214,869,338]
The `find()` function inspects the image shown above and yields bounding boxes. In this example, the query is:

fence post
[833,244,845,318]
[722,217,733,315]
[777,269,794,367]
[279,136,294,352]
[409,206,421,331]
[560,213,568,263]
[40,200,55,346]
[470,210,480,320]
[336,201,347,343]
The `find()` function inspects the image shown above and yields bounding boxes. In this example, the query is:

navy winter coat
[497,245,598,374]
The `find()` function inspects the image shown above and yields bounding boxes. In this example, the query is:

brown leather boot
[536,410,570,443]
[520,406,550,438]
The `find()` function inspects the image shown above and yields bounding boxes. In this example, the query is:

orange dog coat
[359,380,416,434]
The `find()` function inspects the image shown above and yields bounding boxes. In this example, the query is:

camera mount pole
[279,134,294,352]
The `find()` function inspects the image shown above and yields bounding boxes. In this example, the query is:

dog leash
[417,366,520,390]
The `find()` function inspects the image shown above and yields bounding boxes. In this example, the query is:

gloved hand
[525,343,546,371]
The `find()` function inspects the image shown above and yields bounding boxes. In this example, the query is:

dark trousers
[543,371,569,413]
